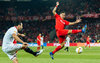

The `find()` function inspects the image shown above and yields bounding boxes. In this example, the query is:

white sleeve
[10,28,17,35]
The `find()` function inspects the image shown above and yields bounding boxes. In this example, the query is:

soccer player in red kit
[37,33,41,51]
[49,2,87,59]
[85,36,90,48]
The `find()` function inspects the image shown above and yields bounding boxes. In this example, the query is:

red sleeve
[39,36,41,40]
[54,13,60,18]
[64,20,69,25]
[37,36,41,40]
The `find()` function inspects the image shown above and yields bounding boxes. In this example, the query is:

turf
[0,46,100,63]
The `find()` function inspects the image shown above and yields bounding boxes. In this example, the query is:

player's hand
[76,16,82,23]
[76,19,81,23]
[23,42,28,46]
[21,34,25,37]
[56,2,59,6]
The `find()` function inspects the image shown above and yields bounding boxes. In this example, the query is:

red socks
[72,30,82,34]
[52,45,62,54]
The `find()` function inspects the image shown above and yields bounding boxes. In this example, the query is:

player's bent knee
[22,44,28,49]
[68,30,72,34]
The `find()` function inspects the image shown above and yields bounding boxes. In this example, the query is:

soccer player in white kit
[41,35,44,49]
[64,35,70,52]
[2,22,43,63]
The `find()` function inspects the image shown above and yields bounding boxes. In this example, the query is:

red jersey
[55,13,69,30]
[37,36,41,42]
[86,37,90,42]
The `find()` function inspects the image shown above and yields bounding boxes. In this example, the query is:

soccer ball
[76,47,83,54]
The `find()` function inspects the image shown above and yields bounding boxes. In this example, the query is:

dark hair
[60,11,66,14]
[41,34,44,36]
[14,21,22,26]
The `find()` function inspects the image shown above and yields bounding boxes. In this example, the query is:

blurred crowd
[58,0,100,15]
[0,20,55,44]
[67,20,100,43]
[0,0,99,17]
[0,0,100,45]
[0,19,100,45]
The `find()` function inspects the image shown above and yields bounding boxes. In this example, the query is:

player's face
[60,13,66,19]
[39,34,41,36]
[68,35,70,37]
[19,23,23,31]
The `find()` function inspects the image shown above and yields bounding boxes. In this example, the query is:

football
[76,47,83,54]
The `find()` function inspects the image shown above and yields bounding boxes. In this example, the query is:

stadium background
[0,0,100,63]
[0,0,100,46]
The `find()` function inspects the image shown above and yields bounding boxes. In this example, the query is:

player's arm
[69,16,82,25]
[87,38,90,42]
[12,33,25,44]
[37,38,41,42]
[52,2,59,15]
[18,33,25,37]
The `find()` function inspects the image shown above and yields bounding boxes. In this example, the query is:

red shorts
[86,41,90,44]
[56,29,68,37]
[37,41,41,46]
[56,29,68,44]
[13,40,17,44]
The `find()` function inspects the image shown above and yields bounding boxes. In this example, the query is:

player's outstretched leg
[49,52,54,60]
[49,45,62,60]
[68,25,87,34]
[24,47,37,56]
[49,44,64,60]
[36,49,43,56]
[24,47,43,57]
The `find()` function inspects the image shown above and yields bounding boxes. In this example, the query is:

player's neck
[15,26,18,31]
[60,16,64,19]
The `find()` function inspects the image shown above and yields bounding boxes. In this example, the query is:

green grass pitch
[0,46,100,63]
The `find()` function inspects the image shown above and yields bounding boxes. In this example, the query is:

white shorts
[41,42,43,45]
[65,42,70,47]
[2,44,22,60]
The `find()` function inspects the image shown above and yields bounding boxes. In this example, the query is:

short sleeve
[10,27,17,35]
[54,13,60,18]
[64,20,69,25]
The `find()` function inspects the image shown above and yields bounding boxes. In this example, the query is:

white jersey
[41,37,43,45]
[65,37,70,47]
[2,27,18,49]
